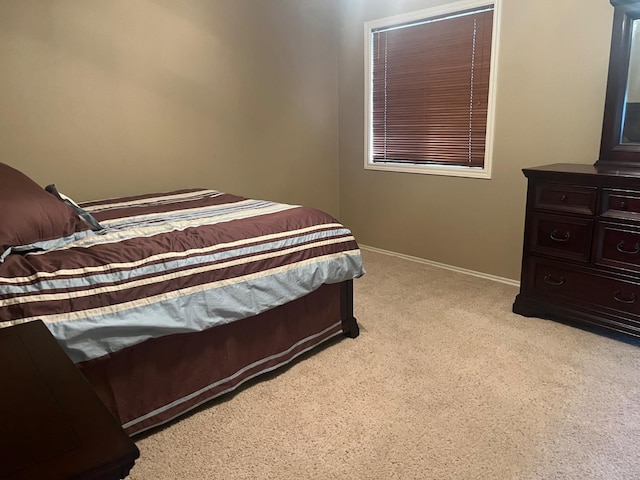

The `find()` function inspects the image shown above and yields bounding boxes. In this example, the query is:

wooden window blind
[371,7,494,168]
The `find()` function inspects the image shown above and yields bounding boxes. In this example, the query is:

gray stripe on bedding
[0,228,352,296]
[50,202,297,251]
[46,252,362,362]
[100,199,285,229]
[0,230,98,263]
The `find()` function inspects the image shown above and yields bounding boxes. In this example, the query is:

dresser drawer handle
[613,290,636,304]
[543,274,565,286]
[560,194,568,202]
[549,229,571,242]
[616,240,640,255]
[620,201,628,210]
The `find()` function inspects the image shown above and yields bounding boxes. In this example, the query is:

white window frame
[364,0,501,179]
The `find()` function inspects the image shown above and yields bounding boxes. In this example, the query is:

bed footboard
[340,280,359,338]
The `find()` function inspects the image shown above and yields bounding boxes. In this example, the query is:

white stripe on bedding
[83,189,223,213]
[45,250,361,362]
[0,236,357,306]
[27,202,298,253]
[7,250,362,328]
[100,199,280,229]
[0,223,347,285]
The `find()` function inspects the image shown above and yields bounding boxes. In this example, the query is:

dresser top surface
[523,163,640,180]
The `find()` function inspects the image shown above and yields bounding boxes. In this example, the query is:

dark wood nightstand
[0,320,139,480]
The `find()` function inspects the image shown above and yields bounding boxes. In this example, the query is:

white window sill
[364,161,492,179]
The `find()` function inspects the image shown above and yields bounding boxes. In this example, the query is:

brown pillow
[0,163,88,260]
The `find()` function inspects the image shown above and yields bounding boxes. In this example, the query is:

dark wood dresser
[513,163,640,338]
[0,320,139,480]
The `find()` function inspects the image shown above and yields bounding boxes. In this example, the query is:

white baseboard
[359,245,520,287]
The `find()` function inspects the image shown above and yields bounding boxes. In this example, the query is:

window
[364,0,500,178]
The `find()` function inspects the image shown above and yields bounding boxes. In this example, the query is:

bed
[0,162,364,436]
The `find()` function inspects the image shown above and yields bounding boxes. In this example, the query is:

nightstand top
[0,320,139,480]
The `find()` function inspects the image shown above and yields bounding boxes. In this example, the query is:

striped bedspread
[0,189,364,362]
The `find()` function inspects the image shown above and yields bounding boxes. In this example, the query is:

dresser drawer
[530,259,640,318]
[533,183,596,215]
[528,213,593,262]
[596,222,640,271]
[601,189,640,220]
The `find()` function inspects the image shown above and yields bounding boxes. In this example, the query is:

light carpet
[128,248,640,479]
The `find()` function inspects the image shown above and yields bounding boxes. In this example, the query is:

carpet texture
[128,248,640,479]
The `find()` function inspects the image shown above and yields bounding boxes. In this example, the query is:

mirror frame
[598,0,640,166]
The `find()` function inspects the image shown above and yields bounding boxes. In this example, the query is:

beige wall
[338,0,614,281]
[0,0,618,281]
[0,0,340,217]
